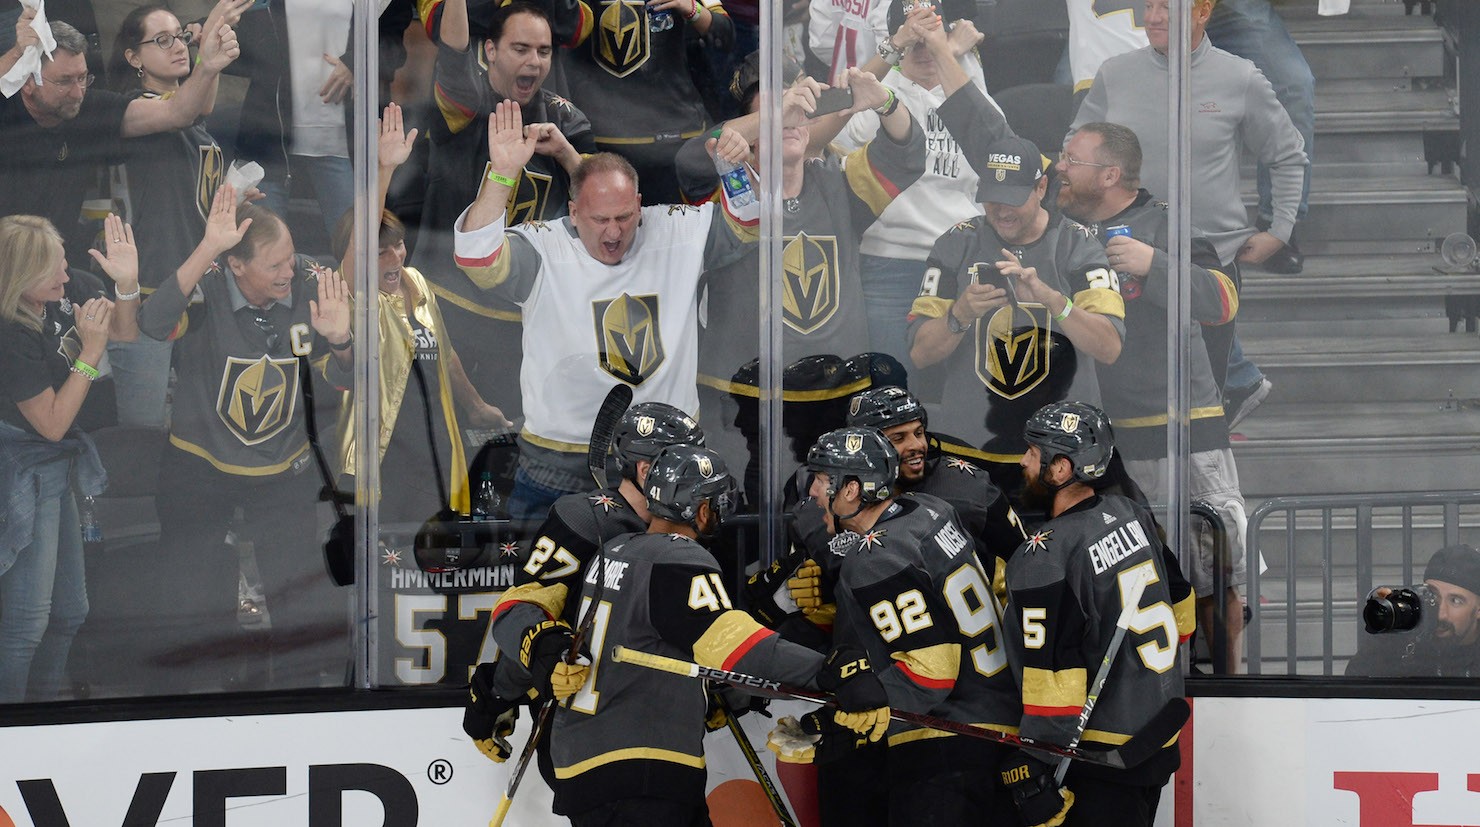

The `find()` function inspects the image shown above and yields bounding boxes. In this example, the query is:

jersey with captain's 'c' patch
[136,255,351,477]
[485,486,646,699]
[832,493,1020,767]
[1003,493,1195,782]
[908,216,1123,466]
[453,197,756,454]
[550,530,826,815]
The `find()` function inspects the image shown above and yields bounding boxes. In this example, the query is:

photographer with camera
[1346,544,1480,678]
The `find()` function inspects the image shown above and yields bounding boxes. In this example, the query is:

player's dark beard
[1021,472,1056,512]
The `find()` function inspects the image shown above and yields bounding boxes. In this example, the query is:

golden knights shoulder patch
[593,292,664,384]
[215,354,302,446]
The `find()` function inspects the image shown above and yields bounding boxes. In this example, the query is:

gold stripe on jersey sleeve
[910,295,951,320]
[457,243,514,291]
[892,642,960,684]
[168,436,308,476]
[1071,286,1126,320]
[1173,590,1197,642]
[887,721,1017,748]
[1210,267,1239,324]
[1022,665,1087,710]
[992,556,1008,606]
[491,582,568,621]
[841,144,900,217]
[706,375,872,402]
[1083,728,1181,748]
[554,746,706,779]
[719,202,759,244]
[693,610,768,668]
[425,282,523,322]
[933,436,1022,466]
[1114,406,1226,428]
[434,84,476,134]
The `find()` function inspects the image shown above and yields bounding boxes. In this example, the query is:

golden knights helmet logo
[595,0,649,78]
[977,303,1052,400]
[635,415,656,436]
[593,292,664,385]
[216,355,302,446]
[845,433,864,453]
[481,162,553,224]
[197,143,224,220]
[1058,412,1080,433]
[782,232,841,335]
[696,455,714,477]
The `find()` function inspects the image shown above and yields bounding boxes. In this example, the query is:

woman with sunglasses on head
[137,186,353,691]
[0,214,139,702]
[102,0,253,429]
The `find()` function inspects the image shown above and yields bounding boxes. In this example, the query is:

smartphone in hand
[970,262,1017,304]
[811,86,855,118]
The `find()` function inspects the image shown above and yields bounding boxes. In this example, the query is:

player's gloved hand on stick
[519,619,587,702]
[462,662,520,763]
[817,646,890,742]
[744,548,808,627]
[787,559,824,612]
[1000,751,1075,827]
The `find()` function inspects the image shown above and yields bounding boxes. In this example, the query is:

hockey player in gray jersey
[806,426,1020,825]
[550,445,890,824]
[463,402,703,793]
[999,402,1195,827]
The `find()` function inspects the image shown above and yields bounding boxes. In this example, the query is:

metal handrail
[1245,490,1480,675]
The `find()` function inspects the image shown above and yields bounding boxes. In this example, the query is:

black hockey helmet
[645,445,738,525]
[848,385,927,432]
[806,426,900,504]
[1022,400,1115,484]
[613,402,706,483]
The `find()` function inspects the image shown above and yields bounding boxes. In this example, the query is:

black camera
[1362,584,1438,635]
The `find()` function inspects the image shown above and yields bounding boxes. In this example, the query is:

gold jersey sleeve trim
[887,721,1017,748]
[425,281,523,322]
[167,435,308,477]
[1022,665,1088,710]
[1114,406,1226,428]
[693,609,769,669]
[1072,286,1126,320]
[891,641,961,683]
[910,295,952,319]
[554,746,706,779]
[492,582,569,622]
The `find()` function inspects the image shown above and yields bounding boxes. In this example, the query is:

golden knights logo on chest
[977,303,1053,400]
[782,232,841,335]
[480,162,553,224]
[595,0,650,78]
[197,143,224,220]
[593,292,664,384]
[216,354,302,446]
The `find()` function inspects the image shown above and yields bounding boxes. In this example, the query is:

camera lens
[1363,587,1426,634]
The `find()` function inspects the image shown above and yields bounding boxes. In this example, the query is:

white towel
[1319,0,1351,15]
[1,0,58,98]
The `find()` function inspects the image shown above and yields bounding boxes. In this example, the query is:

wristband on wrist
[1054,295,1074,322]
[877,37,904,66]
[329,334,354,352]
[946,305,970,335]
[71,359,100,380]
[685,0,700,19]
[486,169,518,188]
[115,285,141,301]
[873,88,899,117]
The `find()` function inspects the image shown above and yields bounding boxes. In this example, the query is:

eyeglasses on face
[1058,151,1112,169]
[41,73,95,89]
[140,30,194,50]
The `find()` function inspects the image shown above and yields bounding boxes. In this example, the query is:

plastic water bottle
[712,129,756,209]
[79,495,104,549]
[648,2,673,32]
[472,472,502,521]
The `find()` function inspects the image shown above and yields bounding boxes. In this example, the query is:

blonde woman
[0,213,139,702]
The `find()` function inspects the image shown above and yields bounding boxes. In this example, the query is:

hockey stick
[610,646,1188,770]
[1053,566,1152,785]
[709,689,798,827]
[490,383,632,827]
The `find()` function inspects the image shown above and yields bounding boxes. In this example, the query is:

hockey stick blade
[609,647,1173,770]
[1107,696,1190,771]
[588,383,633,490]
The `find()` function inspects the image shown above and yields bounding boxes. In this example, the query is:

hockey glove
[1001,751,1075,827]
[519,619,584,703]
[766,715,822,763]
[744,547,808,627]
[705,685,771,732]
[816,646,890,742]
[462,662,519,763]
[787,559,824,612]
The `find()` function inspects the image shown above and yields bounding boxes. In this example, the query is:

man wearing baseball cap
[1347,544,1480,678]
[908,131,1124,496]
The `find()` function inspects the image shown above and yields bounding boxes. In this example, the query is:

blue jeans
[1224,332,1264,391]
[0,457,88,702]
[258,154,355,243]
[107,335,173,428]
[507,465,573,523]
[1205,0,1314,222]
[859,253,927,370]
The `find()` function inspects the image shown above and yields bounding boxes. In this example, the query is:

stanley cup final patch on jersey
[782,232,841,335]
[977,303,1053,400]
[593,292,665,385]
[595,0,650,78]
[215,354,302,446]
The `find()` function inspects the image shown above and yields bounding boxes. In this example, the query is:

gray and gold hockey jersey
[832,494,1021,758]
[550,530,826,815]
[1002,493,1195,781]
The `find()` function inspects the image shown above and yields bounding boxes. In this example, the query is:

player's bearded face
[1019,446,1055,511]
[884,421,928,485]
[1430,580,1480,644]
[570,170,642,265]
